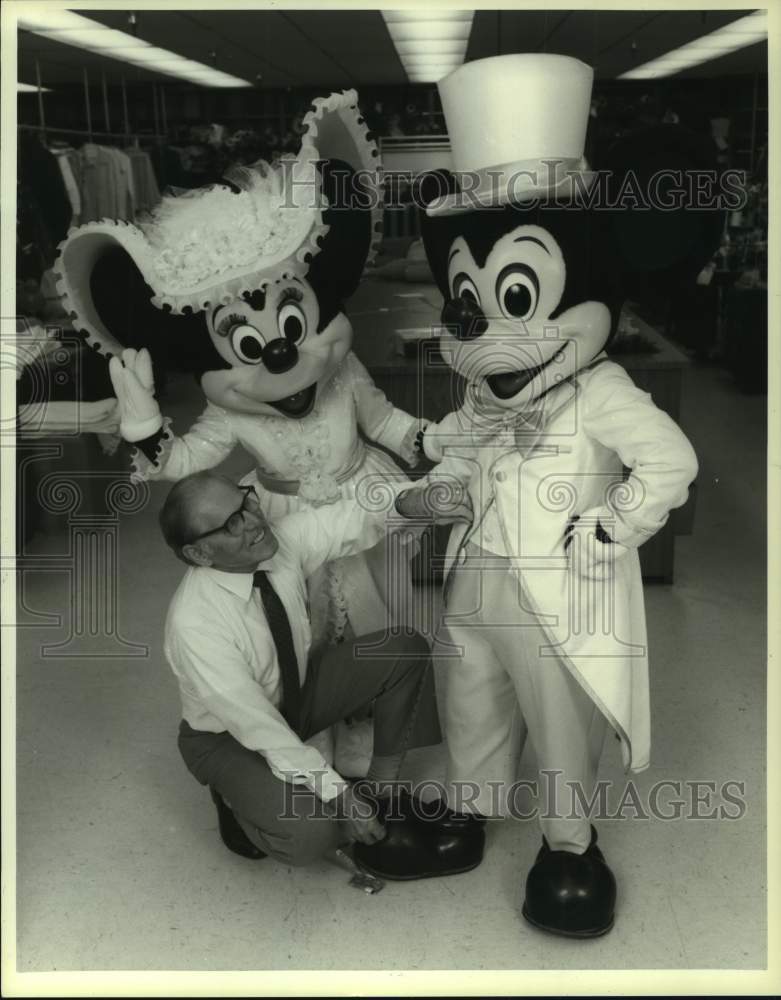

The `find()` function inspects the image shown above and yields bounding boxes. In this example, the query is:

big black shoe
[522,826,616,938]
[210,788,267,860]
[352,790,485,880]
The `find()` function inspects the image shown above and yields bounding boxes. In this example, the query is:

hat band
[470,156,588,198]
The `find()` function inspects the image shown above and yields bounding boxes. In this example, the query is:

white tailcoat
[425,356,698,771]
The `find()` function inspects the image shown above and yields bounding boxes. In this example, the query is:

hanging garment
[119,149,136,219]
[52,149,82,225]
[78,143,115,223]
[128,149,161,214]
[18,131,72,251]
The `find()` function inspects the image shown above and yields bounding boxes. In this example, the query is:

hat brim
[55,89,383,327]
[426,169,596,217]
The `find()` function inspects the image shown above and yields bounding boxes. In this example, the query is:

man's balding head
[159,471,225,564]
[159,472,277,572]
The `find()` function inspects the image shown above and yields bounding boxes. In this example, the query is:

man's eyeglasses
[189,485,262,544]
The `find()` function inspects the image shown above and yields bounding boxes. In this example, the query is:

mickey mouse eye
[495,264,540,321]
[230,324,266,364]
[278,301,307,344]
[452,273,481,306]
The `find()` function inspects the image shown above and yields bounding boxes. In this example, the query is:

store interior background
[13,7,769,973]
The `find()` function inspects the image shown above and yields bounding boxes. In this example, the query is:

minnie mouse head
[55,90,382,420]
[417,55,723,411]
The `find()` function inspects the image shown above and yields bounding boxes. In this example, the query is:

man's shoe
[210,788,267,860]
[352,808,485,880]
[522,826,616,938]
[351,785,486,830]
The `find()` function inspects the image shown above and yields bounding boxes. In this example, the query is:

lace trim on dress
[130,414,174,482]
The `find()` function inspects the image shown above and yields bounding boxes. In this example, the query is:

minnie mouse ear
[305,157,379,325]
[602,125,725,297]
[55,225,220,375]
[301,89,383,268]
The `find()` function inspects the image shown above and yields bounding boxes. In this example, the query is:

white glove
[108,348,163,442]
[564,507,630,582]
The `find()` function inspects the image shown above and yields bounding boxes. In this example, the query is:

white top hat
[427,53,596,216]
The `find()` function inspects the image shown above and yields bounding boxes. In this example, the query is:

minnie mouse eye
[230,324,266,364]
[496,264,539,321]
[452,273,481,306]
[278,301,307,344]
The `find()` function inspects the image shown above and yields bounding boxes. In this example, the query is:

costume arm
[581,362,698,547]
[347,352,424,464]
[279,496,403,580]
[408,408,479,491]
[130,403,238,482]
[168,626,347,802]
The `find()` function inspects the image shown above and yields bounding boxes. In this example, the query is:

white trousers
[437,543,607,853]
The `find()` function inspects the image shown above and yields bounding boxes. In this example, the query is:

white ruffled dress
[133,351,422,644]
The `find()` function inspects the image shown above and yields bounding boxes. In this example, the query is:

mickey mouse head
[416,55,723,412]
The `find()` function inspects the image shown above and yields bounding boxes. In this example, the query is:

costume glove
[564,507,630,582]
[108,348,163,442]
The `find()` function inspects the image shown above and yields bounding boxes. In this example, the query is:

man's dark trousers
[178,629,441,864]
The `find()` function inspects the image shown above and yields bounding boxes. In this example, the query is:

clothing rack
[24,57,167,145]
[18,123,163,145]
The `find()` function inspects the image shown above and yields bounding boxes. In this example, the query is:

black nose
[262,337,298,374]
[442,296,488,341]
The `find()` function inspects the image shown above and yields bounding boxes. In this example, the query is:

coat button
[495,470,506,483]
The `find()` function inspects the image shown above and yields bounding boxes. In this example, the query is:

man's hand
[334,786,387,846]
[395,481,473,525]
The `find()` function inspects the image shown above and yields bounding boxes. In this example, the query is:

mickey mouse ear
[602,125,724,294]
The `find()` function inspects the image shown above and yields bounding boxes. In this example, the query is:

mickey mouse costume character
[354,55,722,937]
[55,91,425,664]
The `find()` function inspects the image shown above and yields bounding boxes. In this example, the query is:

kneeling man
[160,471,459,871]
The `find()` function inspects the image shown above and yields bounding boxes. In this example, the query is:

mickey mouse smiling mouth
[486,346,567,399]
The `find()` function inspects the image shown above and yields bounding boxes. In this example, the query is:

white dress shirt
[164,498,396,802]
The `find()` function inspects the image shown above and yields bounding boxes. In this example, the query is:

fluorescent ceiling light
[383,10,474,83]
[18,9,253,88]
[395,41,466,56]
[18,82,52,93]
[383,10,473,20]
[387,21,475,43]
[619,10,767,79]
[400,56,464,66]
[34,28,154,49]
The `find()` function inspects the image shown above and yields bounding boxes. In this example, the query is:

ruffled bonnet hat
[55,90,382,357]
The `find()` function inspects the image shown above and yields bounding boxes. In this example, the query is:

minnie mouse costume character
[56,91,425,661]
[354,55,722,937]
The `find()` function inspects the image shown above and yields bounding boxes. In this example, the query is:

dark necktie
[253,570,302,734]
